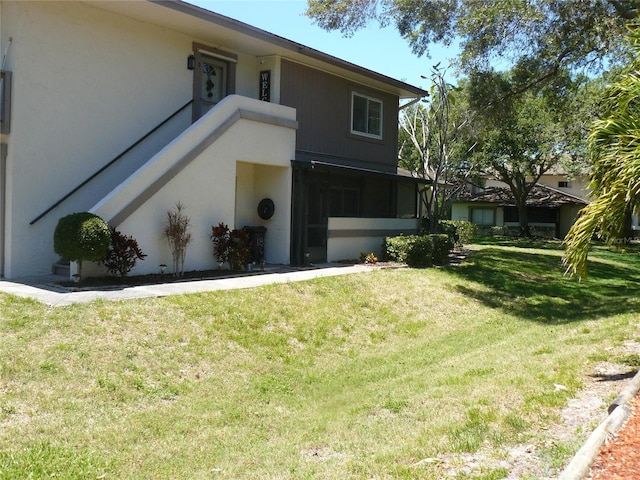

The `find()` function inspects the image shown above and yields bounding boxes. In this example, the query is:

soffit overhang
[82,0,427,100]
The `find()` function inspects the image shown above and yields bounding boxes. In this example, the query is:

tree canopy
[306,0,636,82]
[563,32,640,278]
[465,69,584,235]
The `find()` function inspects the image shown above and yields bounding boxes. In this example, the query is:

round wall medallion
[257,198,275,220]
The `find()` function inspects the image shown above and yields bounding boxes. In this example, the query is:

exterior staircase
[52,259,70,277]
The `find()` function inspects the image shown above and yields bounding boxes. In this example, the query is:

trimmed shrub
[101,227,147,277]
[431,234,455,265]
[453,221,478,245]
[384,234,454,267]
[53,212,111,276]
[440,220,478,246]
[438,221,459,245]
[383,236,412,264]
[405,236,434,268]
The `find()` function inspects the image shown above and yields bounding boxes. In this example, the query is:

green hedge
[439,220,478,246]
[383,234,454,267]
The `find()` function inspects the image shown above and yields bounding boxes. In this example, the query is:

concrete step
[52,260,70,277]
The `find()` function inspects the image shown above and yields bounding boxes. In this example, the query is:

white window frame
[350,92,383,140]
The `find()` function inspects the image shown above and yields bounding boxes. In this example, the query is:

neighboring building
[453,168,640,238]
[452,183,587,238]
[483,169,591,202]
[0,0,427,278]
[452,171,590,238]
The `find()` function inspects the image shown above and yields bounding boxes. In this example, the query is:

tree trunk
[516,201,531,237]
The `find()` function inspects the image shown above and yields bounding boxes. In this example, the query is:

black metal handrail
[30,99,193,225]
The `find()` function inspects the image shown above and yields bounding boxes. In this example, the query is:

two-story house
[0,0,427,278]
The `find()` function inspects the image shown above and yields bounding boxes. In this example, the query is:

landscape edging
[557,368,640,480]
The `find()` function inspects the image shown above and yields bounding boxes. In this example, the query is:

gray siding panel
[280,60,399,173]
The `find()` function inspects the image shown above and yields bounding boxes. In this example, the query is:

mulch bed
[59,248,469,289]
[588,397,640,479]
[59,268,265,288]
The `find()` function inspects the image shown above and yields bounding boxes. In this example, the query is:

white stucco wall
[485,175,591,202]
[537,174,591,201]
[327,217,419,262]
[0,1,285,277]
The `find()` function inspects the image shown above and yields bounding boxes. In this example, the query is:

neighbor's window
[351,92,382,139]
[558,181,571,188]
[470,207,495,226]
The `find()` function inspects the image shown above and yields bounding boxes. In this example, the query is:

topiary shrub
[53,212,111,277]
[100,227,147,277]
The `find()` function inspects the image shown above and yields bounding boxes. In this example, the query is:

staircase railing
[30,99,193,225]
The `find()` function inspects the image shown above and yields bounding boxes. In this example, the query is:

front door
[192,53,229,121]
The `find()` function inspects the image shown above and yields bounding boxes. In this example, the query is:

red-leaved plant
[211,222,251,270]
[101,227,147,277]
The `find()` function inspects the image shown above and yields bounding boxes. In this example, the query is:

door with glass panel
[193,54,228,121]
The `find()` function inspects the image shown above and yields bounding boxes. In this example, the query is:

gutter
[399,95,427,110]
[151,0,428,99]
[0,143,6,278]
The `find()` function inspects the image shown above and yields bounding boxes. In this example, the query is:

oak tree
[306,0,636,84]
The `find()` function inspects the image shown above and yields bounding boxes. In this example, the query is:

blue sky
[187,0,460,90]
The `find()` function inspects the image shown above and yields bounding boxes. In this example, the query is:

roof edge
[150,0,428,98]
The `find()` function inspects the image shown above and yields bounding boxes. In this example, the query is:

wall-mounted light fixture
[187,54,195,70]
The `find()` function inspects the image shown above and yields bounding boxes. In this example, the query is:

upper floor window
[558,181,571,188]
[351,92,382,139]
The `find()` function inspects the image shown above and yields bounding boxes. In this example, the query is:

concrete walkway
[0,264,371,307]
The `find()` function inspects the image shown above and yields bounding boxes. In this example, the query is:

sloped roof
[456,184,588,208]
[87,1,427,100]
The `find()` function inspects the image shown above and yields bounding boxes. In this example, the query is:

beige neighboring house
[451,170,592,238]
[0,1,427,279]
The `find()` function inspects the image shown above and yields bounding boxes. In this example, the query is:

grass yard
[1,240,639,479]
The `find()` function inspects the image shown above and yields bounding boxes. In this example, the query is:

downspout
[0,143,6,277]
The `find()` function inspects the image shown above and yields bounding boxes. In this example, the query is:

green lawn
[1,241,639,479]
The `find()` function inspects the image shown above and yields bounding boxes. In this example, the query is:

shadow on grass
[590,371,637,383]
[448,245,640,323]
